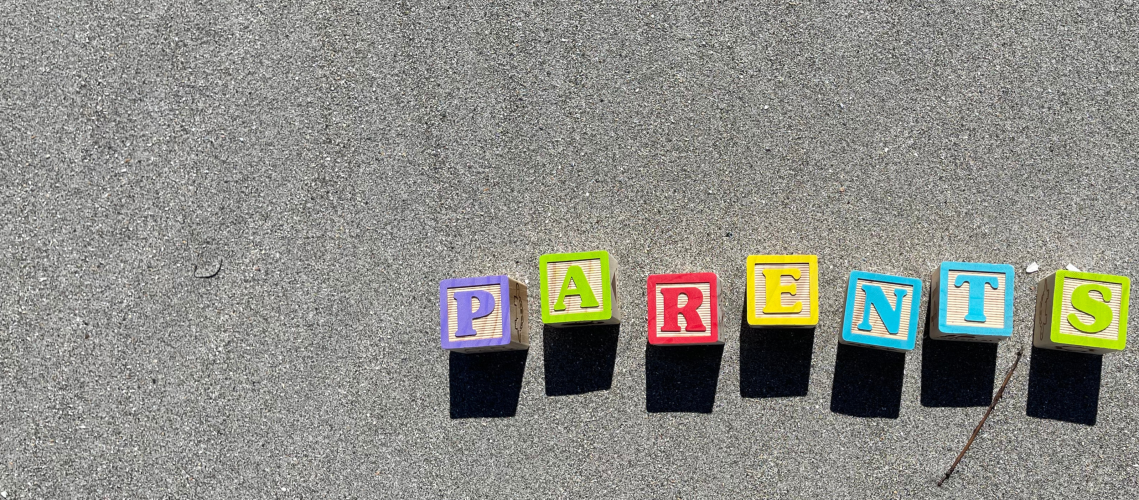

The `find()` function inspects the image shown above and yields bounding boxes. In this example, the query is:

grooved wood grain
[653,282,712,337]
[546,258,604,315]
[850,279,914,339]
[1058,277,1122,339]
[510,279,528,344]
[944,270,1006,328]
[446,284,504,342]
[752,262,812,318]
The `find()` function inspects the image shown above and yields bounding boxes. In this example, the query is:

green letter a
[554,265,599,310]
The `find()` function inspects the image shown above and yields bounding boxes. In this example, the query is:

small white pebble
[1066,264,1081,272]
[1025,262,1039,273]
[3,491,8,498]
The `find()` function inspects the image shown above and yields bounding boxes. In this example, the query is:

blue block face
[935,262,1014,339]
[841,271,923,351]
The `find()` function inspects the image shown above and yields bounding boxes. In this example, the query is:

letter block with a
[647,273,722,345]
[745,255,819,328]
[841,270,922,352]
[439,275,529,352]
[1034,270,1129,354]
[930,262,1014,342]
[539,250,621,327]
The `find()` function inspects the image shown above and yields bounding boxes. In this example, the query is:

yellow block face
[446,284,505,342]
[746,255,819,327]
[544,258,604,316]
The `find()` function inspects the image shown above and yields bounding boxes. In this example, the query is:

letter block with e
[746,255,819,328]
[439,275,529,352]
[930,262,1015,342]
[1034,270,1129,354]
[539,250,621,327]
[647,273,722,345]
[841,270,922,352]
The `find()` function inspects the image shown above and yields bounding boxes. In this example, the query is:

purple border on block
[440,275,512,350]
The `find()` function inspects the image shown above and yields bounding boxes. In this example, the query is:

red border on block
[647,272,719,345]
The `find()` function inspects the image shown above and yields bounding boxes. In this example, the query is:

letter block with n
[440,275,529,352]
[1034,270,1129,354]
[841,270,923,352]
[539,250,621,327]
[647,273,722,345]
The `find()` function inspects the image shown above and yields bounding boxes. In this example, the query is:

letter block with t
[746,255,820,328]
[647,273,722,345]
[1033,270,1129,354]
[539,250,621,327]
[929,262,1014,342]
[841,271,922,352]
[439,275,529,352]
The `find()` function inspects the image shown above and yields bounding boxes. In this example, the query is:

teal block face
[931,262,1014,342]
[841,270,922,352]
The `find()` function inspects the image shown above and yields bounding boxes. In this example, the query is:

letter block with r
[647,272,722,345]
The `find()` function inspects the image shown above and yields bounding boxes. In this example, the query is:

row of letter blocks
[440,252,1129,354]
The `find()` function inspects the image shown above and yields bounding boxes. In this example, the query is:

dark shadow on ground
[645,343,723,413]
[920,292,999,407]
[1026,346,1102,425]
[920,338,998,407]
[739,306,814,398]
[830,343,905,418]
[543,324,619,396]
[449,349,528,418]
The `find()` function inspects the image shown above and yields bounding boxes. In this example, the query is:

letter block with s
[746,255,819,328]
[647,273,722,345]
[539,250,621,327]
[1034,270,1129,354]
[440,275,529,352]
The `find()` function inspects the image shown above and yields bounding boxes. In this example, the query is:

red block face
[647,273,722,345]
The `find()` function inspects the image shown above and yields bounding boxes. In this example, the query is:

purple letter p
[454,290,495,337]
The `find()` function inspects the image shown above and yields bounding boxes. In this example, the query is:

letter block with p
[746,255,819,328]
[930,262,1015,342]
[539,250,621,327]
[647,273,722,345]
[439,275,529,352]
[1034,270,1129,354]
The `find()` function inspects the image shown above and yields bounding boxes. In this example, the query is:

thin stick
[937,347,1024,487]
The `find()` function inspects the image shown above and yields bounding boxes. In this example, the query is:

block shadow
[543,324,619,396]
[1026,346,1102,426]
[739,307,814,398]
[645,343,724,413]
[920,295,999,407]
[829,343,905,419]
[449,349,528,419]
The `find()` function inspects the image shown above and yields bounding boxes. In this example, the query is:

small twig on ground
[937,346,1024,487]
[193,259,223,279]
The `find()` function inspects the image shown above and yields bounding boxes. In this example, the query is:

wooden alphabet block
[539,250,621,327]
[745,255,819,328]
[1033,270,1129,354]
[840,270,922,352]
[647,272,722,345]
[439,275,529,352]
[929,261,1014,342]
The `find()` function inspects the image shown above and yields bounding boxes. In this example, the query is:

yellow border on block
[746,255,820,327]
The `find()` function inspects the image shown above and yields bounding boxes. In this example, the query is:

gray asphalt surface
[2,1,1138,498]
